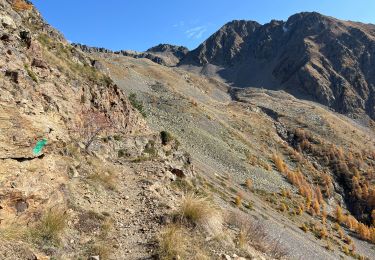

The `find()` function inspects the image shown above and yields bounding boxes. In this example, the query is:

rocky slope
[0,1,288,259]
[0,1,197,259]
[91,50,375,259]
[2,2,375,259]
[180,12,375,122]
[73,43,188,67]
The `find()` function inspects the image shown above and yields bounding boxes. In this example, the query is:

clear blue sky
[31,0,375,52]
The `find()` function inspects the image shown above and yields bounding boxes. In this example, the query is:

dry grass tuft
[28,209,66,247]
[86,158,118,190]
[178,194,222,235]
[88,171,117,190]
[157,225,189,260]
[272,153,286,173]
[228,212,288,259]
[245,178,253,190]
[87,242,112,260]
[12,0,32,11]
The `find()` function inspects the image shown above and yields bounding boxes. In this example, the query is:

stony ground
[91,53,375,259]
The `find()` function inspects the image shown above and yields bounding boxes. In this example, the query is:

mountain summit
[180,12,375,121]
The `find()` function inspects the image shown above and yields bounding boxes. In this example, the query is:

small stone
[126,208,135,214]
[89,256,100,260]
[221,254,231,260]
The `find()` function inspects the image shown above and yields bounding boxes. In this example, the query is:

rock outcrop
[74,43,189,66]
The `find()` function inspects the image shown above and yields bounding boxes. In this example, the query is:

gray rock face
[180,12,375,120]
[73,43,189,67]
[146,43,189,60]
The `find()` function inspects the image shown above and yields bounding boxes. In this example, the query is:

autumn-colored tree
[335,205,345,224]
[357,223,370,240]
[320,226,328,240]
[342,245,350,255]
[312,199,320,216]
[235,193,242,207]
[370,227,375,243]
[305,197,312,211]
[296,206,303,216]
[245,179,252,190]
[315,186,324,204]
[272,154,286,173]
[322,173,333,198]
[280,203,287,212]
[345,215,358,231]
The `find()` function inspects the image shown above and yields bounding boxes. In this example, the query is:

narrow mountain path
[71,160,173,259]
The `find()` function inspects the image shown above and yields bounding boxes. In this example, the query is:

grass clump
[87,242,112,260]
[178,194,222,235]
[157,225,189,260]
[24,64,38,83]
[86,159,117,190]
[12,0,33,11]
[235,194,242,208]
[160,130,174,145]
[179,195,218,224]
[28,209,66,247]
[128,93,146,117]
[88,171,117,190]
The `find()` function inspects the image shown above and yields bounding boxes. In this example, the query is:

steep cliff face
[180,12,375,121]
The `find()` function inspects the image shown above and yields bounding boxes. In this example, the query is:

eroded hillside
[1,1,375,259]
[89,50,375,259]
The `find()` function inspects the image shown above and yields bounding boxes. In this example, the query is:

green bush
[160,131,173,145]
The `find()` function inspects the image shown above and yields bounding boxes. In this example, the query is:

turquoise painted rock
[33,139,47,155]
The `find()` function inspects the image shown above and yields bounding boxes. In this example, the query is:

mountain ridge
[75,11,375,122]
[180,12,375,122]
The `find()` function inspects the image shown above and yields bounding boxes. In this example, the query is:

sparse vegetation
[235,194,243,207]
[160,130,174,145]
[178,194,222,232]
[28,209,66,247]
[86,158,118,190]
[157,225,189,260]
[12,0,32,11]
[229,212,288,259]
[73,109,114,151]
[88,170,117,190]
[87,242,112,260]
[129,93,146,117]
[245,178,253,190]
[24,64,38,82]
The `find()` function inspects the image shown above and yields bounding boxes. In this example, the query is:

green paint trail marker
[33,139,47,155]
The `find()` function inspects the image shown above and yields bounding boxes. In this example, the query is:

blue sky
[32,0,375,52]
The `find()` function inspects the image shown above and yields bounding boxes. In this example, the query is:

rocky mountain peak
[146,43,188,54]
[181,20,260,66]
[180,12,375,121]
